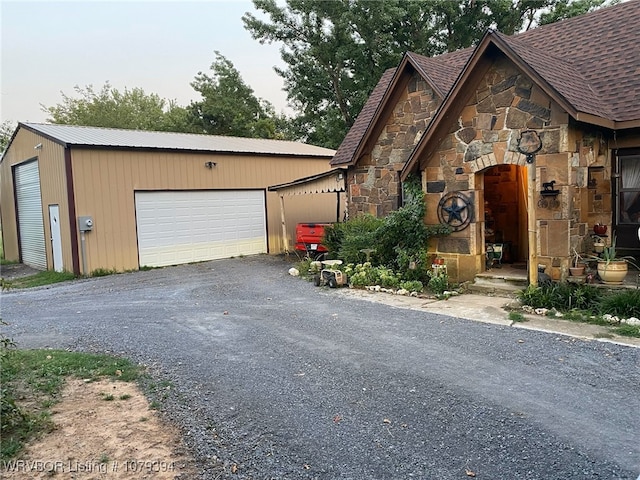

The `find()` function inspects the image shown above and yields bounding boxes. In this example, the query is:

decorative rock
[396,288,409,296]
[622,317,640,326]
[602,314,620,324]
[288,268,299,276]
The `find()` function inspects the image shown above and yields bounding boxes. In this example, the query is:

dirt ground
[1,379,198,479]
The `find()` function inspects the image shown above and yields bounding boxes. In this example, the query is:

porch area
[469,263,640,297]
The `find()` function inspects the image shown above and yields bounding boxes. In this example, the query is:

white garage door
[135,190,267,267]
[14,160,47,269]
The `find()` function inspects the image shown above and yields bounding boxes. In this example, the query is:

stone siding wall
[422,57,613,281]
[348,72,439,218]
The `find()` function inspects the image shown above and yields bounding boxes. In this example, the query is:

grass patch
[91,268,118,277]
[508,311,526,322]
[0,349,142,461]
[1,270,76,289]
[612,324,640,338]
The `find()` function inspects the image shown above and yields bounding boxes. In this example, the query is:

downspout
[64,147,80,275]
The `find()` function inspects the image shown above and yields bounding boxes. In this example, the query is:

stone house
[330,1,640,283]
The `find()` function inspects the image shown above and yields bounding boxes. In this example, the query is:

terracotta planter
[569,266,585,276]
[597,260,628,285]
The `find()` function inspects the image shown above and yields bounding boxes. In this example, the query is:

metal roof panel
[21,123,336,157]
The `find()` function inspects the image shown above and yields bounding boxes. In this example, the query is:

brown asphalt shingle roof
[332,0,640,167]
[498,0,640,122]
[330,68,396,166]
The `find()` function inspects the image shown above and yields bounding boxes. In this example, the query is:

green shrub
[394,248,432,283]
[598,290,640,318]
[323,175,451,276]
[400,280,423,292]
[345,262,400,288]
[323,214,383,264]
[517,283,602,311]
[427,270,449,294]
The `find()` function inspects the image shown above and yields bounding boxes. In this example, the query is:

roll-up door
[14,160,46,269]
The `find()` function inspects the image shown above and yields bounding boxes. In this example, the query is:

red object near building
[295,223,330,256]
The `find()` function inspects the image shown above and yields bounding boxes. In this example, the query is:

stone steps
[468,269,529,297]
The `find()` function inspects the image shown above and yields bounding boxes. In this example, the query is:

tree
[539,0,615,25]
[243,0,612,149]
[42,83,195,132]
[188,51,288,139]
[0,120,16,152]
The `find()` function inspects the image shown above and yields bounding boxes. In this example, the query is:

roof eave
[268,168,347,192]
[573,112,614,129]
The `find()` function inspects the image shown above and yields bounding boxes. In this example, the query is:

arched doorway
[483,164,529,267]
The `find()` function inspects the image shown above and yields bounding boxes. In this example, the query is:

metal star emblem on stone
[443,198,466,223]
[437,192,473,232]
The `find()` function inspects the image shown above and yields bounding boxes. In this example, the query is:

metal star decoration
[437,192,473,231]
[443,198,466,224]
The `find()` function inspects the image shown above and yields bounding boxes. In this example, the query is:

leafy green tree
[244,0,612,149]
[538,0,614,25]
[42,83,194,132]
[0,121,16,152]
[188,51,289,139]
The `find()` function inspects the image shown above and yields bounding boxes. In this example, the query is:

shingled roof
[330,68,396,166]
[332,0,640,168]
[497,0,640,123]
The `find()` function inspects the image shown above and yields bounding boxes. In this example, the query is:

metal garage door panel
[14,160,46,269]
[135,191,267,267]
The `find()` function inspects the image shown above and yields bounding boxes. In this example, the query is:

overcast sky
[1,0,288,125]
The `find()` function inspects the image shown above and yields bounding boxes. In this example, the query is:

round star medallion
[437,192,473,231]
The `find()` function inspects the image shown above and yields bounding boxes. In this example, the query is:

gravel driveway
[2,255,639,479]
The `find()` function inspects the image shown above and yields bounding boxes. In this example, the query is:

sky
[0,0,289,125]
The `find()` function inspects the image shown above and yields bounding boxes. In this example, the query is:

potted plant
[595,236,638,285]
[593,237,606,253]
[569,248,586,277]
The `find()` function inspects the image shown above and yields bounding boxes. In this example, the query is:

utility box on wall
[78,216,94,232]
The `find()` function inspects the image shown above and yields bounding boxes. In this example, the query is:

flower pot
[569,266,585,276]
[597,260,628,285]
[594,242,605,254]
[594,224,607,235]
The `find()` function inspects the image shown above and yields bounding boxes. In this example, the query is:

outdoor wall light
[204,161,217,169]
[34,143,43,150]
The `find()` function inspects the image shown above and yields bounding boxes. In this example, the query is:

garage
[1,123,337,274]
[135,190,267,267]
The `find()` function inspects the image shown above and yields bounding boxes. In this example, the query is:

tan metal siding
[69,149,333,272]
[0,130,71,271]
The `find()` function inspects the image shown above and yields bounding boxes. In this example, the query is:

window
[619,154,640,224]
